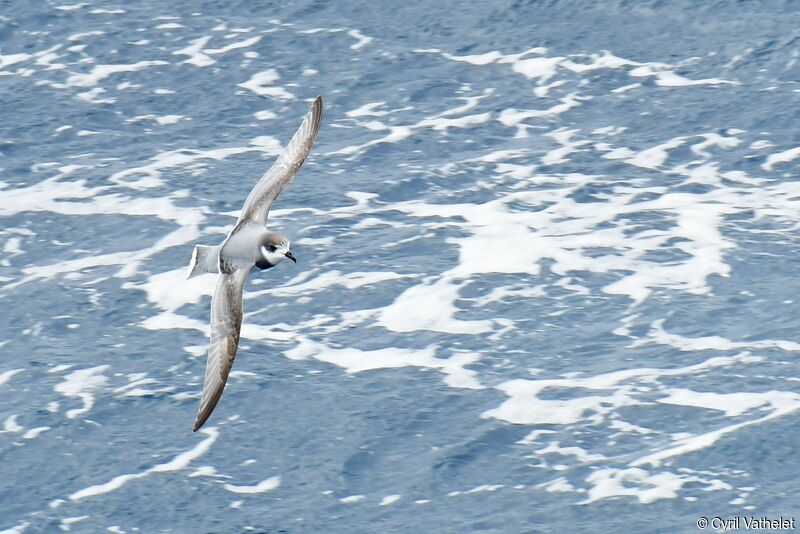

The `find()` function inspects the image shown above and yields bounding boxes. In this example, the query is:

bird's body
[189,97,323,431]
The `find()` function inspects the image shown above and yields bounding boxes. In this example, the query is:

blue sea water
[2,1,800,532]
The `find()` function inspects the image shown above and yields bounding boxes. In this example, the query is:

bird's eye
[267,245,277,253]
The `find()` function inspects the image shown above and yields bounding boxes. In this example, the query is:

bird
[187,96,323,431]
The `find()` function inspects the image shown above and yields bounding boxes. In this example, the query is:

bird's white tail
[187,245,220,279]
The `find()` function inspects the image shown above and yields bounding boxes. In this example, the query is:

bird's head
[256,232,296,270]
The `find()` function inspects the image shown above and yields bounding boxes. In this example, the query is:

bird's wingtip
[192,412,204,432]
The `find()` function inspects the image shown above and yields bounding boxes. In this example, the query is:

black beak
[284,251,297,263]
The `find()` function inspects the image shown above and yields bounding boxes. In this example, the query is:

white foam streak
[173,36,215,67]
[141,310,208,333]
[542,129,590,165]
[347,30,372,50]
[625,138,686,169]
[0,521,30,534]
[383,169,742,324]
[642,319,800,352]
[54,366,109,419]
[498,93,583,137]
[658,389,791,417]
[65,61,167,87]
[0,53,31,71]
[223,476,281,494]
[379,495,401,505]
[484,352,758,425]
[70,428,218,500]
[2,415,22,433]
[561,51,636,72]
[296,26,372,50]
[331,93,492,157]
[0,369,23,388]
[631,395,800,468]
[536,442,605,463]
[67,31,104,41]
[0,169,205,236]
[206,36,262,55]
[506,55,563,80]
[583,468,728,504]
[127,267,215,313]
[629,65,738,87]
[238,69,295,100]
[108,137,281,190]
[438,47,561,80]
[435,50,504,65]
[250,270,410,297]
[763,146,800,171]
[449,484,505,497]
[154,114,184,125]
[22,426,50,439]
[18,225,201,285]
[286,338,483,389]
[379,278,493,334]
[430,47,736,93]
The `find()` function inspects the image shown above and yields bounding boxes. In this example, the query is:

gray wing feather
[193,268,250,431]
[237,96,323,225]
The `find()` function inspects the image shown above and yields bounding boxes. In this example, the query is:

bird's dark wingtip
[192,415,205,432]
[310,96,323,133]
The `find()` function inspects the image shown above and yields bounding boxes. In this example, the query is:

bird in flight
[187,97,323,431]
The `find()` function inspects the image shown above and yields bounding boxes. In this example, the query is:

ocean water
[2,1,800,532]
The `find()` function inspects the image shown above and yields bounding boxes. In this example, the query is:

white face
[260,240,291,266]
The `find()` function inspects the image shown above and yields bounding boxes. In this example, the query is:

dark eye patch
[267,245,277,252]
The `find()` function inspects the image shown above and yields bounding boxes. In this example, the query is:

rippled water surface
[2,1,800,532]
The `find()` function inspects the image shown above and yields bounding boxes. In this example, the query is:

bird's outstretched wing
[237,96,323,226]
[193,268,250,431]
